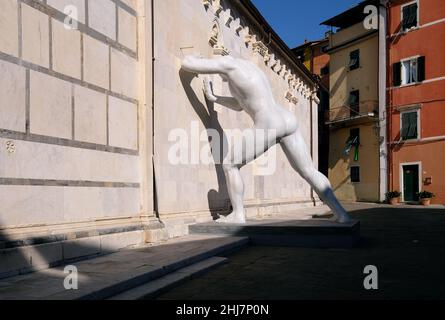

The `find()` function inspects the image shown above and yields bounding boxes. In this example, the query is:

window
[393,56,425,86]
[345,128,360,161]
[402,2,418,31]
[350,128,360,145]
[349,90,360,115]
[401,110,419,140]
[348,50,360,70]
[320,65,329,75]
[350,166,360,183]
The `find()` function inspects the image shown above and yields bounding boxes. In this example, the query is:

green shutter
[408,112,418,139]
[403,3,418,30]
[401,113,410,140]
[417,56,425,82]
[393,62,402,86]
[402,5,410,29]
[402,112,418,140]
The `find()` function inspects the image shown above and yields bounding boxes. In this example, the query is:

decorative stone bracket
[209,22,230,56]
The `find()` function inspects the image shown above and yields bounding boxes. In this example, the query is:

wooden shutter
[417,56,425,82]
[401,113,410,139]
[402,5,410,29]
[403,3,418,30]
[402,112,418,140]
[393,62,402,86]
[408,112,418,139]
[410,3,418,26]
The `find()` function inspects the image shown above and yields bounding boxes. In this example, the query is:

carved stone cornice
[201,0,314,103]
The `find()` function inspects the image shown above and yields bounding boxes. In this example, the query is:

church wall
[0,0,156,249]
[153,0,319,236]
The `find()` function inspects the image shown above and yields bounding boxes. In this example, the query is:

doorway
[402,163,420,202]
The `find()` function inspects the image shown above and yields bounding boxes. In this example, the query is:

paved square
[156,203,445,300]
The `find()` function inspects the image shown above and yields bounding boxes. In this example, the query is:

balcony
[326,100,379,125]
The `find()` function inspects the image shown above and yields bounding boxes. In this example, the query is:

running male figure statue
[181,54,352,224]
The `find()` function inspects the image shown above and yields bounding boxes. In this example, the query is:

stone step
[189,219,360,248]
[0,235,249,300]
[0,228,148,280]
[109,257,228,300]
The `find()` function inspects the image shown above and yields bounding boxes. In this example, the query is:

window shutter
[402,5,410,29]
[417,56,425,82]
[393,62,402,86]
[403,3,418,29]
[401,113,410,139]
[408,112,418,139]
[411,3,418,25]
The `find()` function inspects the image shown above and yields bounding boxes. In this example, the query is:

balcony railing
[325,100,379,125]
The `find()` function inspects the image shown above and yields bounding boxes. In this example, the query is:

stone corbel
[296,80,304,92]
[279,65,287,78]
[209,22,229,56]
[248,34,257,47]
[209,26,219,47]
[243,27,253,44]
[285,91,293,102]
[203,0,211,8]
[223,9,233,27]
[287,74,295,84]
[291,96,299,105]
[233,19,243,35]
[252,41,268,58]
[283,69,290,80]
[267,53,275,66]
[303,87,311,99]
[213,0,223,16]
[274,60,282,73]
[213,45,230,56]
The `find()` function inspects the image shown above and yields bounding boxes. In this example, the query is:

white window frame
[399,161,422,202]
[350,165,361,184]
[401,0,420,32]
[400,108,421,141]
[400,55,421,86]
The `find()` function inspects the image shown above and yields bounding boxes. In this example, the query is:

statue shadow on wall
[179,69,232,220]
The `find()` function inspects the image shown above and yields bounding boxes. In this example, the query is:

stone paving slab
[0,235,249,300]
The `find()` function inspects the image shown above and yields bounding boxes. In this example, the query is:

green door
[403,165,419,202]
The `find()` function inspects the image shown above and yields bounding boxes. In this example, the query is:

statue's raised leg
[280,131,353,223]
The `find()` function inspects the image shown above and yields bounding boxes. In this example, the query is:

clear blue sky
[251,0,362,48]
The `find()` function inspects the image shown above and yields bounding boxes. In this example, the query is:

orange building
[387,0,445,204]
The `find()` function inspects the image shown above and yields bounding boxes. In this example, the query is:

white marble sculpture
[181,54,352,224]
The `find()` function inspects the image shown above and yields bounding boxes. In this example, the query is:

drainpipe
[386,1,394,194]
[378,0,389,202]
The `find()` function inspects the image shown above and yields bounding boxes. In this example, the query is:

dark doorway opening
[402,164,420,202]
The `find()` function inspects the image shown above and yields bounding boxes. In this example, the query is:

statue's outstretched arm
[181,55,234,74]
[214,96,243,112]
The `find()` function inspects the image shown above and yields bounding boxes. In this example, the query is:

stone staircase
[0,234,249,300]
